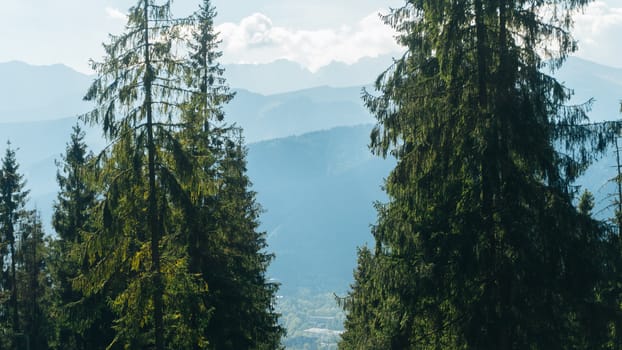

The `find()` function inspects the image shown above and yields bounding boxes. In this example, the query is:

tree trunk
[143,1,165,349]
[9,224,19,348]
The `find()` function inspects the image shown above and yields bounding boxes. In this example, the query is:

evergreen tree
[17,210,52,350]
[181,0,234,283]
[78,1,205,348]
[0,142,29,348]
[73,0,284,348]
[53,124,94,251]
[177,1,284,347]
[578,189,595,216]
[51,123,114,350]
[611,136,622,230]
[203,132,284,349]
[340,1,621,349]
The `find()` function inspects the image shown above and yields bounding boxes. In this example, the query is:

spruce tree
[78,1,205,348]
[51,123,114,350]
[53,124,94,250]
[181,0,234,281]
[17,210,51,350]
[0,142,29,348]
[75,1,284,347]
[178,2,284,347]
[205,132,284,349]
[340,1,621,349]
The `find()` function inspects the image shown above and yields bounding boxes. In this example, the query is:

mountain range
[223,55,394,95]
[0,56,620,296]
[0,61,92,122]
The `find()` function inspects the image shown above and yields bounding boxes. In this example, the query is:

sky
[0,0,620,74]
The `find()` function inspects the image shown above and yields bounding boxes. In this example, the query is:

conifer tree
[51,124,114,350]
[53,124,94,253]
[341,1,622,349]
[204,132,284,349]
[74,0,284,348]
[178,1,284,347]
[181,0,234,280]
[611,136,622,230]
[78,1,205,348]
[0,142,29,348]
[17,210,52,350]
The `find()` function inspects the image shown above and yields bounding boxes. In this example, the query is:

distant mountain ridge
[0,59,379,141]
[0,61,92,122]
[0,56,620,295]
[1,55,620,124]
[225,86,373,142]
[223,55,395,95]
[0,56,392,123]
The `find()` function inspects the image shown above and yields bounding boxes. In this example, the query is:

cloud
[572,1,622,67]
[105,7,127,21]
[216,11,403,71]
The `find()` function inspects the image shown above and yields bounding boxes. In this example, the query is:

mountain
[223,55,395,95]
[555,57,622,123]
[3,121,618,299]
[4,56,617,129]
[0,56,620,295]
[0,118,390,296]
[247,125,393,294]
[0,56,620,350]
[0,61,93,122]
[225,86,373,142]
[0,56,391,123]
[0,61,376,142]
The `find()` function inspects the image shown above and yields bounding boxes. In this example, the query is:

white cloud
[216,11,403,71]
[573,1,622,67]
[105,7,127,21]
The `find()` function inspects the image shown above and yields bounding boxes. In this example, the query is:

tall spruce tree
[202,132,284,349]
[178,1,284,347]
[51,123,114,350]
[77,1,206,348]
[0,142,29,348]
[340,1,622,349]
[53,124,94,253]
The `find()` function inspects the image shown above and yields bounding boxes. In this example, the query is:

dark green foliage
[78,1,206,349]
[578,189,596,215]
[201,134,284,350]
[186,0,234,123]
[71,0,283,348]
[0,142,29,348]
[17,210,52,350]
[610,136,622,230]
[340,1,622,349]
[174,2,284,348]
[53,124,95,243]
[50,124,115,350]
[0,146,56,350]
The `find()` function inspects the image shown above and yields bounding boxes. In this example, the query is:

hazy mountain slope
[0,61,92,122]
[4,56,617,132]
[555,57,622,123]
[0,61,375,142]
[225,86,373,142]
[2,119,618,298]
[247,125,393,294]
